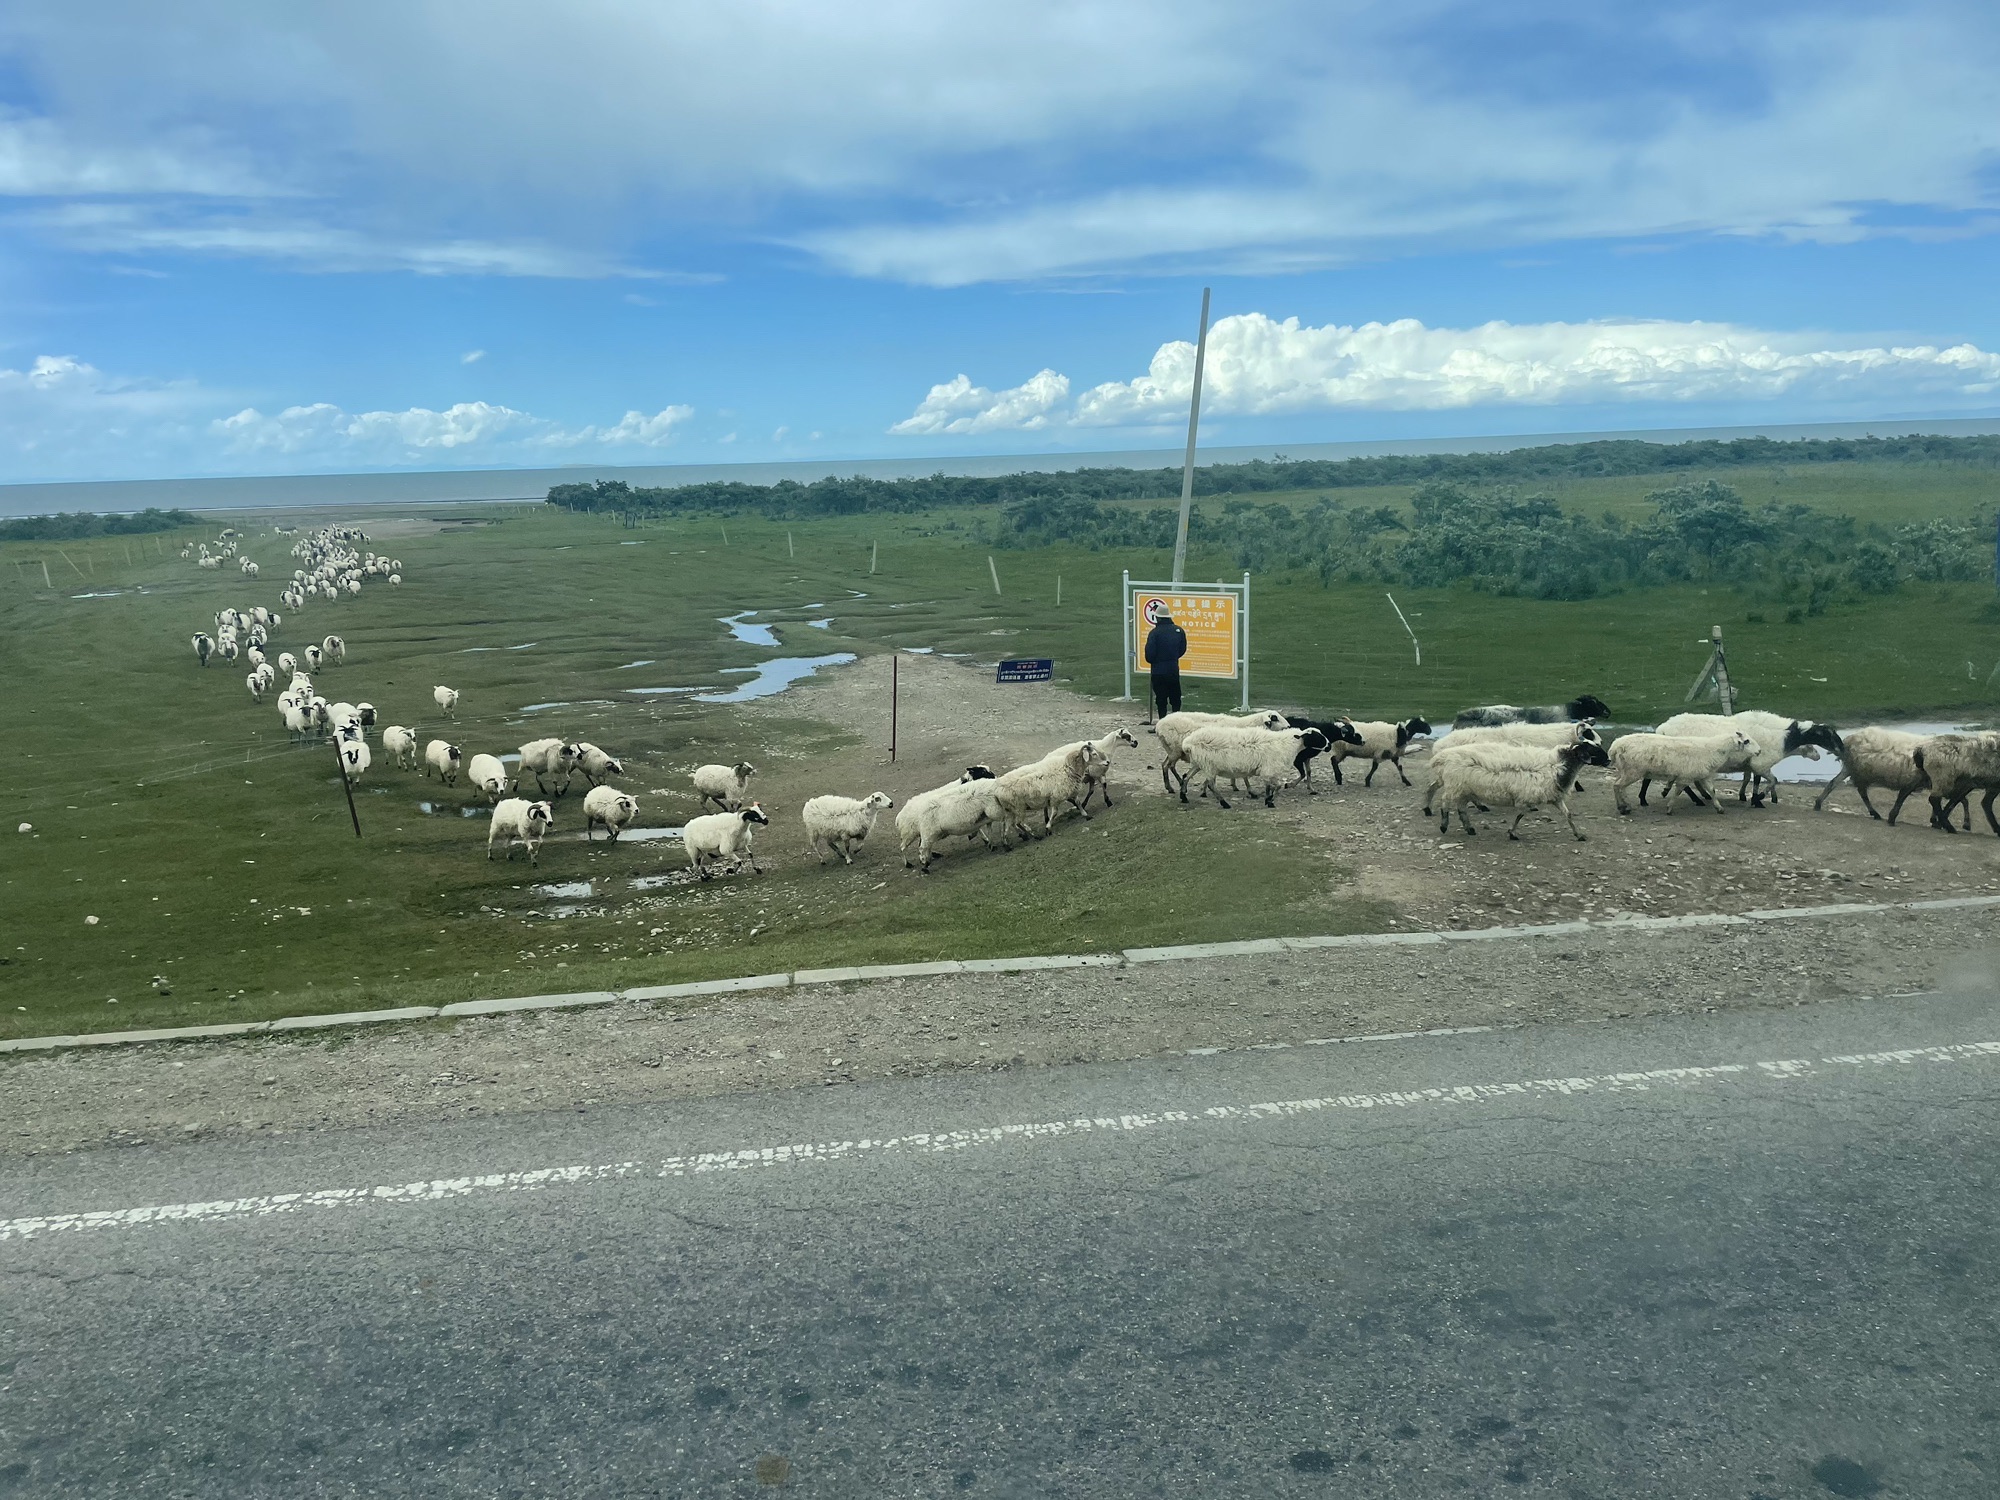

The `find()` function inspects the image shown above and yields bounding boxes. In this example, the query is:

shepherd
[1144,607,1188,720]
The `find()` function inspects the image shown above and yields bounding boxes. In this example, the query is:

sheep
[246,645,267,669]
[693,760,756,812]
[582,785,640,842]
[302,645,323,672]
[389,573,401,586]
[382,725,419,770]
[466,753,512,803]
[1433,738,1610,841]
[357,702,376,731]
[487,798,555,864]
[190,633,214,667]
[327,702,363,738]
[1609,731,1759,815]
[1439,720,1604,751]
[1654,712,1844,807]
[1030,725,1143,813]
[322,634,346,663]
[519,737,582,796]
[1155,709,1291,801]
[802,792,895,864]
[1452,694,1610,730]
[241,559,259,577]
[246,670,268,703]
[574,742,624,788]
[338,738,372,785]
[433,685,459,717]
[277,651,297,676]
[1813,727,1935,826]
[1325,715,1433,788]
[897,778,1006,872]
[217,636,240,665]
[893,767,997,858]
[282,701,314,742]
[993,742,1113,839]
[1912,732,2000,834]
[423,739,463,785]
[1182,725,1330,809]
[1275,715,1366,793]
[683,804,769,878]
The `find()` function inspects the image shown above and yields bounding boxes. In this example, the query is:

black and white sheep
[1654,711,1844,807]
[1813,727,1934,825]
[574,742,624,788]
[692,760,756,812]
[487,798,555,864]
[382,725,419,770]
[1325,715,1432,788]
[1432,738,1610,841]
[519,737,582,796]
[466,753,512,804]
[684,804,769,877]
[423,739,463,785]
[1181,725,1329,809]
[803,791,895,864]
[582,786,640,841]
[338,738,371,785]
[1608,730,1758,815]
[1452,694,1610,730]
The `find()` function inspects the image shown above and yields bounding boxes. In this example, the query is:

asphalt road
[3,987,1997,1498]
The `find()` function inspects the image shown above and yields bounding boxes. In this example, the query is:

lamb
[338,738,371,785]
[1182,725,1330,809]
[692,760,756,811]
[191,633,214,666]
[519,737,582,796]
[683,804,769,878]
[582,786,640,842]
[1609,730,1758,815]
[423,740,463,785]
[803,791,894,864]
[1452,694,1610,730]
[1654,712,1844,807]
[1912,732,2000,834]
[1813,726,1934,826]
[897,777,1006,872]
[217,636,240,664]
[1326,715,1433,788]
[382,725,419,770]
[433,685,459,717]
[487,798,555,864]
[1155,709,1290,800]
[993,742,1113,839]
[574,742,624,787]
[466,753,512,803]
[322,634,346,663]
[1433,738,1610,841]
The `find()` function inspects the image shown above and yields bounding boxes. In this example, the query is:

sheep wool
[1813,726,1935,826]
[1433,739,1609,841]
[683,804,769,878]
[488,799,555,864]
[802,791,894,864]
[582,785,640,841]
[692,761,756,812]
[424,740,463,785]
[1608,731,1758,815]
[466,753,512,803]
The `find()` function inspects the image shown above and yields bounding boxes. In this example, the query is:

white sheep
[389,574,401,586]
[277,651,297,676]
[1042,726,1141,813]
[338,738,372,785]
[1181,725,1330,809]
[433,685,459,717]
[692,760,756,811]
[321,634,345,663]
[1328,715,1434,788]
[993,742,1113,839]
[892,767,996,860]
[583,785,640,842]
[574,741,624,787]
[683,804,769,878]
[519,737,582,796]
[897,778,1005,872]
[1609,730,1758,815]
[1912,732,2000,833]
[1433,738,1610,841]
[1154,709,1290,800]
[190,632,214,667]
[1655,711,1845,807]
[424,739,463,785]
[466,753,512,803]
[802,791,894,865]
[487,798,555,864]
[382,725,419,770]
[1812,727,1934,826]
[246,669,268,703]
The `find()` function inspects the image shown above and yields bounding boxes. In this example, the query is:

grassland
[3,455,1998,1041]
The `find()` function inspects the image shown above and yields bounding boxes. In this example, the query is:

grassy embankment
[2,455,1996,1041]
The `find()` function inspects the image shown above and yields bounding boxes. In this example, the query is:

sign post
[1122,571,1250,710]
[1686,624,1736,716]
[1170,288,1213,587]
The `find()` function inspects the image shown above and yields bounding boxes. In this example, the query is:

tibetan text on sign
[1130,589,1238,678]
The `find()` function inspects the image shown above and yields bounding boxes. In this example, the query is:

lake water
[695,652,857,702]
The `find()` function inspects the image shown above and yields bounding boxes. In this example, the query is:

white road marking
[4,1041,1996,1244]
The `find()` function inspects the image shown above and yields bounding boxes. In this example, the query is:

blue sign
[996,657,1054,684]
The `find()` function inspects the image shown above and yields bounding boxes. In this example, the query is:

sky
[1,0,1997,484]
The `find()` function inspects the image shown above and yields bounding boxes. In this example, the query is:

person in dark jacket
[1143,610,1188,719]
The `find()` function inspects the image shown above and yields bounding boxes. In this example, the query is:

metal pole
[333,736,362,838]
[1121,570,1133,702]
[1240,572,1250,710]
[988,555,1001,595]
[890,654,899,762]
[871,541,878,574]
[1712,625,1735,716]
[1170,287,1212,586]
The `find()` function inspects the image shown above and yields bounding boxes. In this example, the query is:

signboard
[996,658,1054,684]
[1129,587,1238,678]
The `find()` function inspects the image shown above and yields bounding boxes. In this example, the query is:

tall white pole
[1170,287,1212,586]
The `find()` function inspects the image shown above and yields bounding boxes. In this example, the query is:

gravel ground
[4,905,1996,1160]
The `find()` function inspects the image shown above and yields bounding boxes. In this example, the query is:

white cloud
[0,112,265,196]
[214,399,696,458]
[0,354,210,473]
[895,314,2000,432]
[460,348,486,364]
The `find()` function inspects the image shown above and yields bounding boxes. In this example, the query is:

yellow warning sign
[1131,588,1238,678]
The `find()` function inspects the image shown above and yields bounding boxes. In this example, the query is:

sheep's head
[1570,694,1612,720]
[1575,723,1604,746]
[740,803,770,827]
[1403,715,1433,739]
[733,761,757,779]
[613,794,638,819]
[1788,720,1844,758]
[960,765,996,782]
[526,802,555,831]
[1113,728,1140,748]
[864,791,894,811]
[1255,710,1289,730]
[1298,727,1332,755]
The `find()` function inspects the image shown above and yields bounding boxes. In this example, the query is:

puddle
[418,802,489,818]
[499,753,521,764]
[620,541,644,546]
[532,881,594,898]
[629,869,697,890]
[459,644,536,652]
[521,700,614,712]
[616,827,684,843]
[627,686,710,697]
[71,590,129,599]
[721,611,781,647]
[809,619,833,630]
[902,647,934,655]
[617,660,657,669]
[507,642,538,650]
[695,653,856,702]
[848,590,869,598]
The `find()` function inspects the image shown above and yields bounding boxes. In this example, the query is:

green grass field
[3,457,1998,1041]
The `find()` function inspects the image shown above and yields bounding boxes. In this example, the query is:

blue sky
[1,0,1997,482]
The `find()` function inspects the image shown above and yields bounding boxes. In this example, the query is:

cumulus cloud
[894,314,2000,433]
[0,354,209,474]
[213,399,696,457]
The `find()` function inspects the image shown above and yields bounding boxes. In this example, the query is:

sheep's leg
[1983,788,2000,836]
[1614,778,1633,815]
[1560,799,1587,841]
[1507,810,1527,840]
[1930,794,1957,832]
[1885,789,1913,826]
[1394,756,1413,787]
[1330,758,1345,786]
[1210,777,1231,810]
[1263,781,1277,809]
[1637,774,1652,806]
[1456,808,1478,835]
[1815,767,1852,813]
[1363,759,1379,787]
[1700,779,1726,813]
